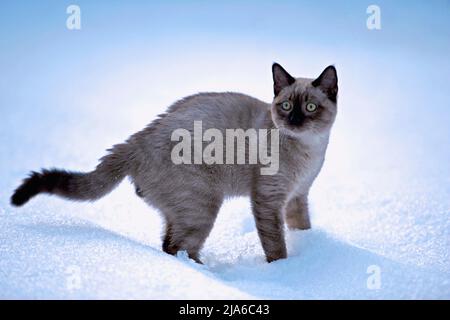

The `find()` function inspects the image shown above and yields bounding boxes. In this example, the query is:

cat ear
[272,63,296,96]
[312,65,338,102]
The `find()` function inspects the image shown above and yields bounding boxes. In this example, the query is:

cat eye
[306,102,317,112]
[281,101,292,111]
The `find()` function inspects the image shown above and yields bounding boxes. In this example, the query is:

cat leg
[162,222,177,255]
[162,198,222,264]
[251,187,287,262]
[285,194,311,230]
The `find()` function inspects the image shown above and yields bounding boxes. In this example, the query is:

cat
[11,63,338,263]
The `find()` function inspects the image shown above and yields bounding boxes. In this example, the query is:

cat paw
[286,216,311,230]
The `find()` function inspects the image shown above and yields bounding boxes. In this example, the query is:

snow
[1,195,449,299]
[1,1,450,299]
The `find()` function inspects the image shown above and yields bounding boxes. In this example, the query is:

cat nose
[288,111,304,126]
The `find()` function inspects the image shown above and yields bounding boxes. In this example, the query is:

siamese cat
[11,63,338,263]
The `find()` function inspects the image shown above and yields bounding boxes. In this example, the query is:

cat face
[271,63,338,140]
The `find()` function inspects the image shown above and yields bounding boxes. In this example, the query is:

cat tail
[11,143,131,207]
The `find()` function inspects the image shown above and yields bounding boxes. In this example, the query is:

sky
[1,0,449,190]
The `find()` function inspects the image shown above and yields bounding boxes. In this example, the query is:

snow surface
[1,1,450,299]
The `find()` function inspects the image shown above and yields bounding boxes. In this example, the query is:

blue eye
[306,102,317,112]
[281,101,292,111]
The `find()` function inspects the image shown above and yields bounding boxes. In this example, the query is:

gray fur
[11,64,338,263]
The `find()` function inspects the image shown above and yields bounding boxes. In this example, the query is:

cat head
[271,63,338,141]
